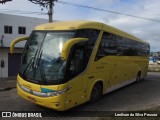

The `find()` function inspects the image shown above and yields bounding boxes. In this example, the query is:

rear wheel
[136,72,141,83]
[90,83,102,103]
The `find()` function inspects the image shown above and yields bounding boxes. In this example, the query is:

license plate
[28,96,36,102]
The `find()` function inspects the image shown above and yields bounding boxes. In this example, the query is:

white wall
[0,48,8,77]
[0,13,48,48]
[0,48,23,77]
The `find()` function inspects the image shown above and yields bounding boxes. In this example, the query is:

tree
[0,0,12,4]
[28,0,58,23]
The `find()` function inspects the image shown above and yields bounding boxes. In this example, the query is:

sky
[0,0,160,52]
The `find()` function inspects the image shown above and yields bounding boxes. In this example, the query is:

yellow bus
[10,21,150,111]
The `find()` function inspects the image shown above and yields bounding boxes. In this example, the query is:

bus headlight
[46,85,71,97]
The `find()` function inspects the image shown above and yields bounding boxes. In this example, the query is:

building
[149,51,160,65]
[153,51,160,57]
[0,13,48,77]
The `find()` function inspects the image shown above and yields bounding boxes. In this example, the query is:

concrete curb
[0,87,16,92]
[0,77,16,81]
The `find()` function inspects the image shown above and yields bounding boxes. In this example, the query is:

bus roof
[35,20,148,44]
[35,21,102,31]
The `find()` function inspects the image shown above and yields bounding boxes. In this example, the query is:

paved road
[0,72,160,118]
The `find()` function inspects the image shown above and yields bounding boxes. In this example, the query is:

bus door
[65,44,86,109]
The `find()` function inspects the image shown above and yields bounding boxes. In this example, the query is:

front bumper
[17,83,66,111]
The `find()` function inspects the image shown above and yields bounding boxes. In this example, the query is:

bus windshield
[19,31,75,83]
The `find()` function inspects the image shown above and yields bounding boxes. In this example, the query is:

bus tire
[90,83,102,103]
[136,72,141,83]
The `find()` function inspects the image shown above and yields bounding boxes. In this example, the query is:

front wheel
[90,83,102,103]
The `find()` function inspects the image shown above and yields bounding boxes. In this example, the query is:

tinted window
[68,45,84,78]
[96,32,150,60]
[66,29,100,80]
[76,29,100,66]
[96,32,117,60]
[117,37,138,56]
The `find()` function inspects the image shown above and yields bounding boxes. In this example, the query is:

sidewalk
[0,77,17,91]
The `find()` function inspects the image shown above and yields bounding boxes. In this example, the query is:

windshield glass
[19,31,75,83]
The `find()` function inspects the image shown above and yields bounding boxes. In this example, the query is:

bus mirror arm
[10,36,29,54]
[61,38,88,61]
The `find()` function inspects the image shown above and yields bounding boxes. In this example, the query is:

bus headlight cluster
[46,86,71,97]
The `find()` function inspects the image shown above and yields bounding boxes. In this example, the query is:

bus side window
[69,46,84,77]
[95,32,117,60]
[75,29,100,65]
[95,32,149,60]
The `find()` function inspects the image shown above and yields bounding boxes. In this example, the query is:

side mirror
[10,36,29,54]
[61,38,88,61]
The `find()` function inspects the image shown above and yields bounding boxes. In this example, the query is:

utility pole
[28,0,58,23]
[48,0,53,23]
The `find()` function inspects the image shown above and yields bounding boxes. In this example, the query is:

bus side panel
[93,56,139,93]
[135,57,149,79]
[65,75,84,110]
[85,57,114,100]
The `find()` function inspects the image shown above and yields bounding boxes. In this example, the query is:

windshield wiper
[22,49,38,77]
[33,50,47,84]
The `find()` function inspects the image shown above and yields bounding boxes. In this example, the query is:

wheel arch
[88,80,104,101]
